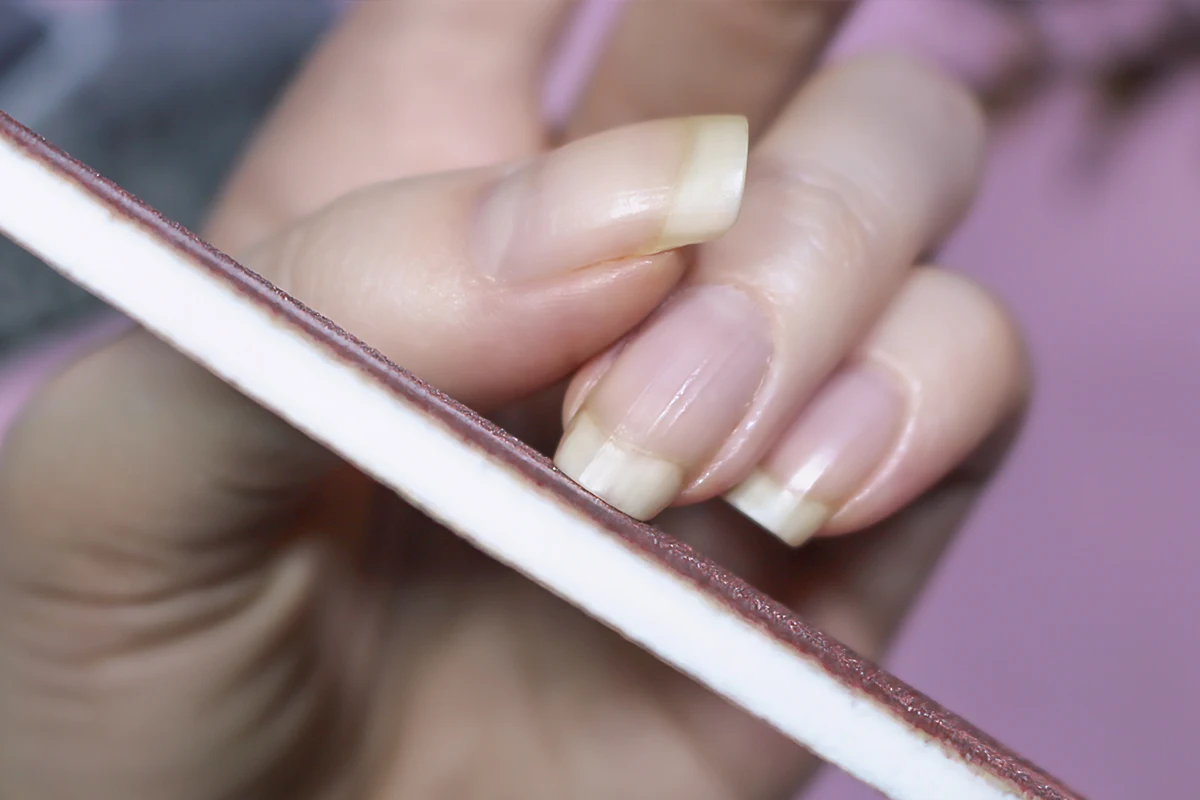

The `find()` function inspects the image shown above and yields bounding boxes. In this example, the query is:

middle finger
[567,0,854,138]
[555,54,986,519]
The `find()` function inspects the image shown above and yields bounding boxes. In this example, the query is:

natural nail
[653,114,750,253]
[473,115,748,282]
[555,284,772,519]
[725,365,906,546]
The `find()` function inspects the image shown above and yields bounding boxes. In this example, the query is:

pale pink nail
[725,365,906,546]
[473,115,748,282]
[554,285,772,519]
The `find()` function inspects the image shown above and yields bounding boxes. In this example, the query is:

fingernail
[654,115,750,253]
[725,365,906,546]
[554,413,686,520]
[555,285,772,519]
[473,115,748,282]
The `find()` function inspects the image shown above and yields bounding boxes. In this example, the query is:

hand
[0,4,1027,799]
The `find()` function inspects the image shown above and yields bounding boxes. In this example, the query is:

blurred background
[1,2,1197,797]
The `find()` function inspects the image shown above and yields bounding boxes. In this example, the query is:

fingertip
[553,285,772,519]
[749,267,1027,540]
[555,412,684,520]
[722,364,906,545]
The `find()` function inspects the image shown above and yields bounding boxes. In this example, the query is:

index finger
[206,0,574,253]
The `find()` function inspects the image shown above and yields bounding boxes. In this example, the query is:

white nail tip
[656,115,749,253]
[725,470,830,547]
[555,414,683,521]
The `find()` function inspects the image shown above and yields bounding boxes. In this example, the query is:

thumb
[259,113,749,410]
[0,115,749,556]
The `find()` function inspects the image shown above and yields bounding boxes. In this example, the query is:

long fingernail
[654,115,750,253]
[725,365,906,546]
[473,115,748,282]
[555,285,771,519]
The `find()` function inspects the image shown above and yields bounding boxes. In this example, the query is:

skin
[0,3,1029,799]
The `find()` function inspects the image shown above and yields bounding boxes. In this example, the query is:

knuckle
[754,159,886,294]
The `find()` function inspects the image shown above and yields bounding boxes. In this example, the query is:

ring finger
[554,54,986,520]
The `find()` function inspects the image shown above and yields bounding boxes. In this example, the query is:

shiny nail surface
[474,115,748,282]
[556,285,772,519]
[726,365,905,546]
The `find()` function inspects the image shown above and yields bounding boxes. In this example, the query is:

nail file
[0,111,1085,800]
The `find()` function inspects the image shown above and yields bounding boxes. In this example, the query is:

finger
[622,320,1027,799]
[262,114,748,409]
[726,267,1028,546]
[568,0,854,138]
[527,0,853,454]
[0,115,749,555]
[783,411,1027,659]
[207,0,574,254]
[499,0,852,458]
[554,54,985,520]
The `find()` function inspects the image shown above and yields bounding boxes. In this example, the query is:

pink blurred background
[3,2,1197,797]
